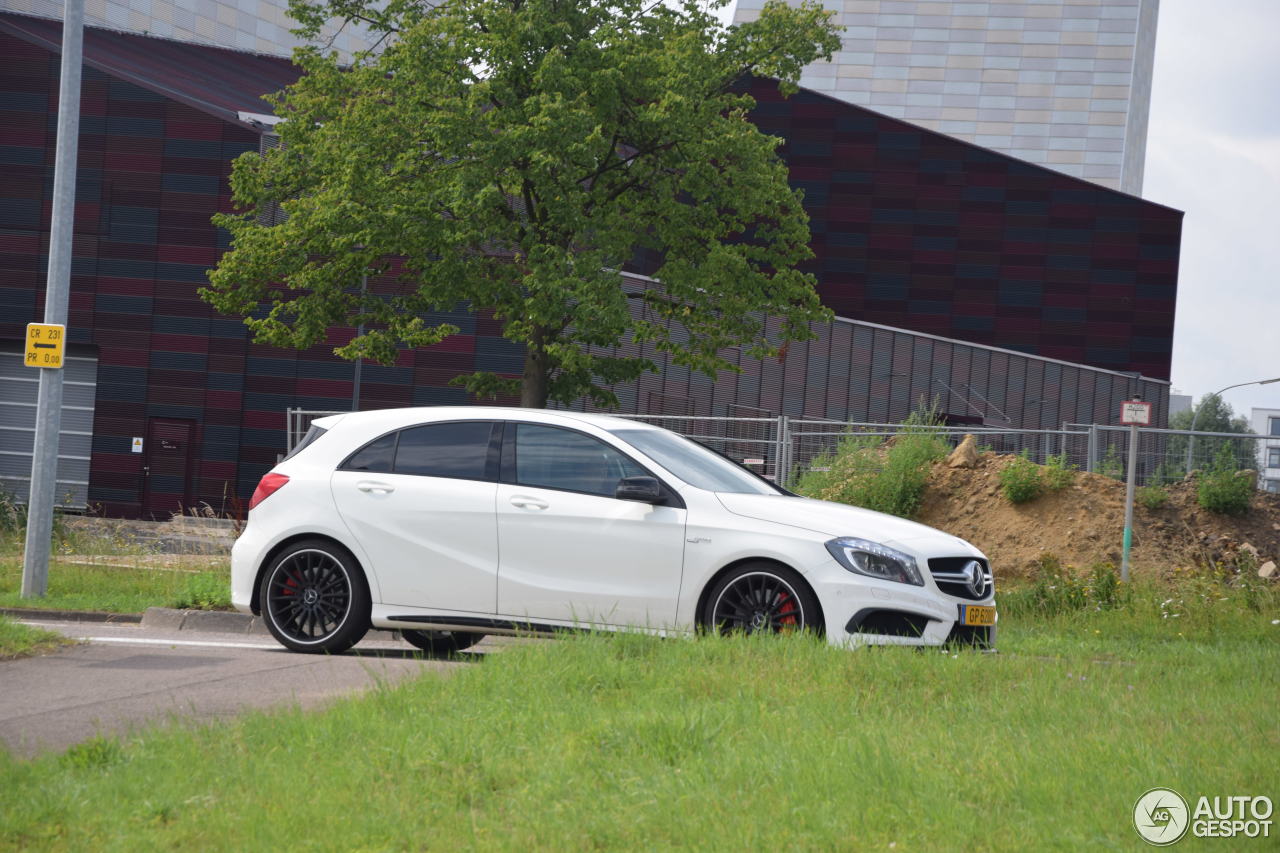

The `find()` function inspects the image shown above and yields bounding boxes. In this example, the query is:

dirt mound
[916,453,1280,579]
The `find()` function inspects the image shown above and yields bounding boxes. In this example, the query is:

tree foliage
[203,0,842,407]
[1167,393,1255,475]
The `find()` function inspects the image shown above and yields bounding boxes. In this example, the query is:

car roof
[311,406,663,434]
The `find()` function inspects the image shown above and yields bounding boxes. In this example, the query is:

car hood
[716,492,975,550]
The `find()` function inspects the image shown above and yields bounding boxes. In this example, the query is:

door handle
[356,480,395,494]
[509,495,548,511]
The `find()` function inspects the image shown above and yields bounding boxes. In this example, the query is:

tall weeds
[794,410,949,519]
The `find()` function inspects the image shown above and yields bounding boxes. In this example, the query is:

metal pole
[350,272,366,411]
[22,0,84,598]
[773,412,783,484]
[1121,422,1139,583]
[1087,424,1098,473]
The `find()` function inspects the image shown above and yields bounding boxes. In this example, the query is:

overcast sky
[1145,0,1280,422]
[714,0,1279,423]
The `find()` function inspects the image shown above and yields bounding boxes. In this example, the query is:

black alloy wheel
[401,629,485,656]
[260,539,370,653]
[704,563,821,635]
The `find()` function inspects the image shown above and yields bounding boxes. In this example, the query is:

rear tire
[702,562,822,636]
[259,539,370,654]
[401,629,484,656]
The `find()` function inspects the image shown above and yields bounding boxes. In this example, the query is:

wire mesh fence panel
[1077,425,1273,489]
[612,415,785,482]
[785,422,1092,489]
[284,408,1277,494]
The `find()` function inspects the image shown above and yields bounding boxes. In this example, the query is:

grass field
[0,616,71,661]
[0,559,230,613]
[0,569,1275,850]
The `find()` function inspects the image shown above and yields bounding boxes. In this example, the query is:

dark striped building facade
[0,16,1179,518]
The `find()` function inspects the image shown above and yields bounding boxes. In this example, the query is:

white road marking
[80,636,285,651]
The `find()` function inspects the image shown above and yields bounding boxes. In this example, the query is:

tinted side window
[343,432,396,473]
[394,422,494,480]
[515,424,645,497]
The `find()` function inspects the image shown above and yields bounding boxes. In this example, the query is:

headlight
[825,537,923,586]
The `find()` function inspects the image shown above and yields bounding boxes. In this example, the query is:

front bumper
[811,562,996,648]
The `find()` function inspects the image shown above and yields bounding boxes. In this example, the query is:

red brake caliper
[777,592,798,627]
[281,573,298,595]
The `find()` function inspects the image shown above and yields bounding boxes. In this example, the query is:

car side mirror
[615,476,665,504]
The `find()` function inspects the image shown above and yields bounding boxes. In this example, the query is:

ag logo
[1134,788,1190,845]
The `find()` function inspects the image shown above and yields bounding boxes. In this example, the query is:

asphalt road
[1,620,497,758]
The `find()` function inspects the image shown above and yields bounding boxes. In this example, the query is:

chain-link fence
[285,408,1279,492]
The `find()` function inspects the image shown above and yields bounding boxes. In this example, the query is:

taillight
[249,473,290,510]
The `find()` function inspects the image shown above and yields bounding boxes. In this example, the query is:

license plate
[960,604,996,626]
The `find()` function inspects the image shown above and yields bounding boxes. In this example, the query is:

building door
[142,418,196,519]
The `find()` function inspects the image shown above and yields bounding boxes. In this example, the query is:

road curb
[142,607,269,636]
[1,607,142,624]
[8,606,420,641]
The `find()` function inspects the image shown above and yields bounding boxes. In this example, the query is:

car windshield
[609,428,782,495]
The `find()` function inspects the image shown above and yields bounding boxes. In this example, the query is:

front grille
[927,557,994,601]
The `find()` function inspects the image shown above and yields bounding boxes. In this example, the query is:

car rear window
[342,432,396,473]
[394,422,495,480]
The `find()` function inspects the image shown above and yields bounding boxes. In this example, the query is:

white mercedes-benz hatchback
[232,407,995,654]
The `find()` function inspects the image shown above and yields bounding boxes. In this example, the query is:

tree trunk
[520,333,550,408]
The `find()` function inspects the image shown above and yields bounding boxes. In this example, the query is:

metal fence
[1067,424,1276,490]
[285,408,1279,492]
[285,409,790,481]
[786,421,1090,487]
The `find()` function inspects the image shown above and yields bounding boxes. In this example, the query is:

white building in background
[737,0,1159,195]
[0,0,373,57]
[1252,408,1280,493]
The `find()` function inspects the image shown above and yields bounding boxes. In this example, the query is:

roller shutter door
[0,347,98,509]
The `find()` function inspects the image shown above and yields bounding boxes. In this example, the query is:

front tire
[401,629,484,656]
[259,539,370,653]
[702,562,822,636]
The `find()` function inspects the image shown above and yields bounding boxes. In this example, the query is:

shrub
[1042,452,1076,492]
[1136,485,1168,510]
[1000,556,1129,617]
[999,452,1042,504]
[1097,445,1125,481]
[1197,445,1253,516]
[1088,563,1125,610]
[794,411,948,519]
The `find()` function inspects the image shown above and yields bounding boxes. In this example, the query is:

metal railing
[1066,424,1276,489]
[786,422,1090,488]
[285,408,1279,492]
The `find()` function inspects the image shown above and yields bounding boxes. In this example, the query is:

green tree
[202,0,842,408]
[1167,393,1256,476]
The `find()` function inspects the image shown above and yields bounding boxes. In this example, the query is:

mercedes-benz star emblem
[963,560,987,598]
